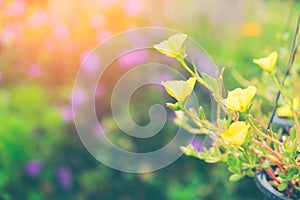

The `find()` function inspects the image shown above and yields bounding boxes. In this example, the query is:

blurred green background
[0,0,299,199]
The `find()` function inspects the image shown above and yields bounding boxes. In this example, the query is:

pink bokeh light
[27,10,47,29]
[29,64,42,78]
[3,0,27,17]
[118,50,148,68]
[97,30,112,43]
[72,88,87,107]
[80,50,101,74]
[52,23,69,39]
[61,105,73,122]
[95,84,106,98]
[89,14,105,29]
[122,0,142,17]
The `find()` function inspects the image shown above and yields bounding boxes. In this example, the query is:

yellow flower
[221,121,249,145]
[225,85,257,112]
[253,51,278,72]
[277,97,299,117]
[161,77,196,102]
[153,33,187,59]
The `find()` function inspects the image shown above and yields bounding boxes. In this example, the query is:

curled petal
[161,77,196,102]
[153,33,187,59]
[253,51,278,72]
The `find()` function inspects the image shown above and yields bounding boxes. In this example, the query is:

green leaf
[278,171,287,179]
[199,147,222,163]
[227,154,242,173]
[245,170,255,177]
[201,73,219,94]
[229,174,244,182]
[283,138,292,150]
[289,126,296,141]
[256,163,271,169]
[204,156,221,163]
[277,181,288,191]
[192,62,199,77]
[287,167,298,179]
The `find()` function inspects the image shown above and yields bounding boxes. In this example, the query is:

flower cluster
[154,34,300,199]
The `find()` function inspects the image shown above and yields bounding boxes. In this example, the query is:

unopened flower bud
[198,106,206,120]
[166,102,181,111]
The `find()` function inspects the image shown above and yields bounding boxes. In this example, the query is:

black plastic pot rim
[254,170,294,200]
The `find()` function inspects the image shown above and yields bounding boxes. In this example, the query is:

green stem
[182,107,222,134]
[271,72,290,105]
[178,58,196,76]
[178,58,209,87]
[267,15,300,130]
[247,115,282,146]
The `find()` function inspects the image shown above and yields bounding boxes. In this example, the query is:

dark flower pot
[272,115,294,135]
[254,115,299,200]
[254,171,293,200]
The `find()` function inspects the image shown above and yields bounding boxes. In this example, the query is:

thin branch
[267,14,300,130]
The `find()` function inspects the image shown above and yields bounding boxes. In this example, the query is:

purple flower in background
[156,73,172,83]
[57,166,72,191]
[25,160,42,177]
[190,137,203,152]
[72,88,87,107]
[61,105,73,122]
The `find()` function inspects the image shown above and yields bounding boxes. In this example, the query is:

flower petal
[277,104,293,117]
[153,41,176,58]
[221,121,249,145]
[161,77,196,102]
[225,86,256,112]
[244,85,257,108]
[253,51,278,72]
[153,33,187,58]
[168,33,187,53]
[161,80,185,101]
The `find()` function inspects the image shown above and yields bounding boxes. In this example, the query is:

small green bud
[166,102,181,111]
[198,106,206,120]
